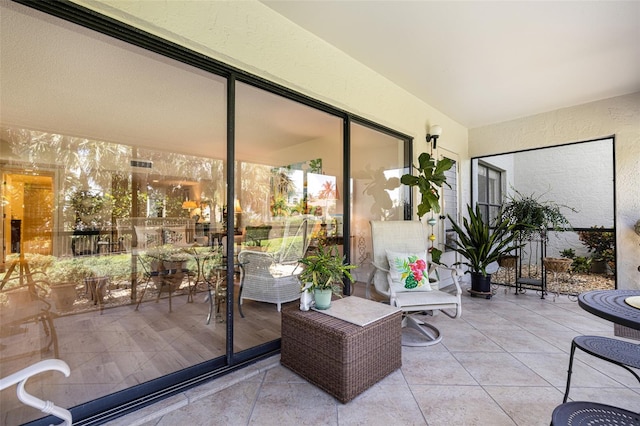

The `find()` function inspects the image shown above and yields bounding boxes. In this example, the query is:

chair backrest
[278,218,309,264]
[370,220,429,297]
[117,217,195,249]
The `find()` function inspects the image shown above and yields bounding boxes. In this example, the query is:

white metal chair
[237,219,309,312]
[368,220,462,346]
[0,359,72,425]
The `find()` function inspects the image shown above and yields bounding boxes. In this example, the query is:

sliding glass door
[0,1,412,424]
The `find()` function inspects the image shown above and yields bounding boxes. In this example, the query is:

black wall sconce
[426,124,442,150]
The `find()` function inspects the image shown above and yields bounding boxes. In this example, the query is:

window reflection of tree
[3,126,227,227]
[361,165,401,220]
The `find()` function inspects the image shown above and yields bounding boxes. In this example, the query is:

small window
[477,163,503,224]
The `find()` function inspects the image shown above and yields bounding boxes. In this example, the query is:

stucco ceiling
[262,1,640,128]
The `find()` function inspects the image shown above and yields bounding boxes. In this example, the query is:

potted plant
[400,152,454,262]
[500,189,574,240]
[46,259,95,311]
[298,245,356,310]
[578,226,615,274]
[447,204,521,296]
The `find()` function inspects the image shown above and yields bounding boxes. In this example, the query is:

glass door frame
[13,1,413,424]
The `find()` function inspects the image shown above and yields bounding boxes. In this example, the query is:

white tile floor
[106,287,640,426]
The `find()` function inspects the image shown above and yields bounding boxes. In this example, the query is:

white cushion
[270,263,300,278]
[386,249,432,293]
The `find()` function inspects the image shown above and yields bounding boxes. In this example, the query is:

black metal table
[561,290,640,404]
[578,289,640,330]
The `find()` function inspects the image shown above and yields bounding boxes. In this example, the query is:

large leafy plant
[401,152,454,219]
[447,204,522,277]
[578,226,614,263]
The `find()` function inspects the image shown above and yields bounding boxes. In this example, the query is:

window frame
[476,161,504,224]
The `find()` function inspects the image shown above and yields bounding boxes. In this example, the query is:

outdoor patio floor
[106,285,640,426]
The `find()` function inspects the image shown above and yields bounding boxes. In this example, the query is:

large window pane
[234,82,342,350]
[350,122,409,284]
[1,3,226,423]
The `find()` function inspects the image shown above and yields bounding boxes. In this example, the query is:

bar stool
[551,401,640,425]
[563,335,640,403]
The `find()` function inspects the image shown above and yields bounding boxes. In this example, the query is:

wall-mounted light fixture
[426,125,442,150]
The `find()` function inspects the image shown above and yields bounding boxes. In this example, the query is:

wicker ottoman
[281,297,402,403]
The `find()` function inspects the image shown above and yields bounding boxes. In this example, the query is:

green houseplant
[401,152,454,218]
[298,245,356,309]
[500,189,574,240]
[447,204,521,295]
[578,226,615,274]
[400,152,454,263]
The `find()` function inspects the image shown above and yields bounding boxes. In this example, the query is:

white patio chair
[0,359,72,425]
[237,219,309,313]
[368,220,462,346]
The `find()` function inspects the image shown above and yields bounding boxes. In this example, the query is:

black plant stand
[516,235,547,299]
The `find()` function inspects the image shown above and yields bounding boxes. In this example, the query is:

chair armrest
[365,261,391,299]
[437,265,462,296]
[237,249,277,265]
[366,261,390,286]
[0,359,72,425]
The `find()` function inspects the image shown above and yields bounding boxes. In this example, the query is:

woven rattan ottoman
[280,296,402,403]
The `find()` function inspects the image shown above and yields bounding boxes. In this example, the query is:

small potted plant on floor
[447,204,522,297]
[46,259,95,311]
[298,245,356,310]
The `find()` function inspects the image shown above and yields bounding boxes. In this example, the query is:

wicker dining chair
[237,219,309,313]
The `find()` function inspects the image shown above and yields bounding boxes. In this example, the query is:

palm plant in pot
[298,245,356,310]
[447,204,522,297]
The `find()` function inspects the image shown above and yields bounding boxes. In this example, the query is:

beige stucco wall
[470,92,640,289]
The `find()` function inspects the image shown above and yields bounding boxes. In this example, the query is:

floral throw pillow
[135,226,162,249]
[385,249,432,292]
[163,226,186,245]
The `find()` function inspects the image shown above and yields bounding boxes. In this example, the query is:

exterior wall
[470,93,640,289]
[71,0,471,239]
[513,141,614,229]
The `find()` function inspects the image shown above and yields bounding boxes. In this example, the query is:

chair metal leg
[134,279,150,311]
[563,339,578,403]
[563,336,640,403]
[402,315,442,346]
